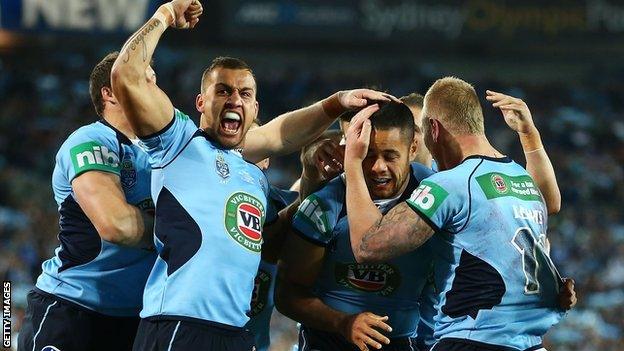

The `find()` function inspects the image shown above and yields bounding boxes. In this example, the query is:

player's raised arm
[243,89,393,163]
[111,0,203,136]
[486,90,561,214]
[344,106,434,262]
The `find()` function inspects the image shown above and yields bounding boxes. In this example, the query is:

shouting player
[110,1,392,349]
[19,52,156,351]
[345,77,571,351]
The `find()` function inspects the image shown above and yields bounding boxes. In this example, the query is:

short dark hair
[338,109,357,123]
[201,56,255,92]
[400,93,424,109]
[370,101,415,144]
[89,51,119,117]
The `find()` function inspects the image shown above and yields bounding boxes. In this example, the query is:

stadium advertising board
[222,0,624,43]
[0,0,160,33]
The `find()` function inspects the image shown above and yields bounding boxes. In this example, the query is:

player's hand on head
[169,0,203,29]
[339,89,397,109]
[485,90,536,134]
[342,312,392,351]
[558,278,577,310]
[345,104,379,164]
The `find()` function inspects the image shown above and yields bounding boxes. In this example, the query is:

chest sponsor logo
[335,263,401,296]
[120,153,137,188]
[70,141,120,174]
[248,268,272,317]
[225,192,265,252]
[476,172,543,202]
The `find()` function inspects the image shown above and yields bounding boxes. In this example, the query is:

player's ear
[101,86,116,105]
[409,135,419,160]
[430,118,440,142]
[254,100,259,116]
[196,93,204,113]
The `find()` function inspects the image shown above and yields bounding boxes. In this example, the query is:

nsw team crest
[120,154,137,188]
[215,150,230,180]
[224,192,265,252]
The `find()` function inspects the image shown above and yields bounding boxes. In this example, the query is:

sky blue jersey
[406,156,564,350]
[138,109,276,327]
[247,187,298,351]
[37,120,156,317]
[292,163,435,338]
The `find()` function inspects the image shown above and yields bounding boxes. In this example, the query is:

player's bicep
[112,69,174,137]
[72,171,130,239]
[280,233,325,287]
[243,125,275,163]
[355,202,435,263]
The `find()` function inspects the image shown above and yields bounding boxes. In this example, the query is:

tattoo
[357,202,434,262]
[122,19,161,63]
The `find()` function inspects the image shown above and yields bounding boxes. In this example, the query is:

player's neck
[456,134,504,161]
[102,110,137,139]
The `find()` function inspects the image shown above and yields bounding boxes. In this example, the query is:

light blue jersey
[292,163,435,338]
[247,187,298,351]
[36,120,156,317]
[138,109,275,327]
[406,155,564,350]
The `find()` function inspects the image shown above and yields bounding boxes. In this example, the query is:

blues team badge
[215,150,230,180]
[120,154,137,188]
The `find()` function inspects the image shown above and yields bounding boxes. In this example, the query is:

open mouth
[220,111,242,136]
[371,177,391,186]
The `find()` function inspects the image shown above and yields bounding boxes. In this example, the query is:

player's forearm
[519,128,561,214]
[97,204,148,247]
[344,162,382,261]
[275,283,349,335]
[244,96,340,162]
[113,7,171,82]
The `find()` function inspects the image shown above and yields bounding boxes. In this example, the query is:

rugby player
[110,1,391,349]
[345,77,573,351]
[277,102,434,351]
[19,52,156,351]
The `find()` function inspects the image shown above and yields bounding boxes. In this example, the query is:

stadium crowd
[0,45,623,350]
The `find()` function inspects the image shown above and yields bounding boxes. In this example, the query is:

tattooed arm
[353,203,434,262]
[111,0,202,136]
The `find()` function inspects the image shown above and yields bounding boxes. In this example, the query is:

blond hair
[422,77,484,135]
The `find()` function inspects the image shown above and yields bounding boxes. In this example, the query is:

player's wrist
[321,91,346,120]
[519,126,543,152]
[153,3,175,28]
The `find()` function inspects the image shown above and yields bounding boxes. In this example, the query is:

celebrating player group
[18,1,577,351]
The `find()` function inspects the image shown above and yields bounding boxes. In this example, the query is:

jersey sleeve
[59,127,121,182]
[138,109,198,168]
[405,174,467,233]
[291,182,342,247]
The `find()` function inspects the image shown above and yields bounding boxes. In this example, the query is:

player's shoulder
[311,175,345,205]
[410,162,435,182]
[58,121,118,156]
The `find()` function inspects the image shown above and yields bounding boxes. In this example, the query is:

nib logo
[70,141,120,175]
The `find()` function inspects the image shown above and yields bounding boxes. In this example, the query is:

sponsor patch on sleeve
[70,141,121,177]
[406,180,449,218]
[294,194,332,240]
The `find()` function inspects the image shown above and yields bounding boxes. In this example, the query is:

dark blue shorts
[298,325,423,351]
[133,317,256,351]
[18,289,139,351]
